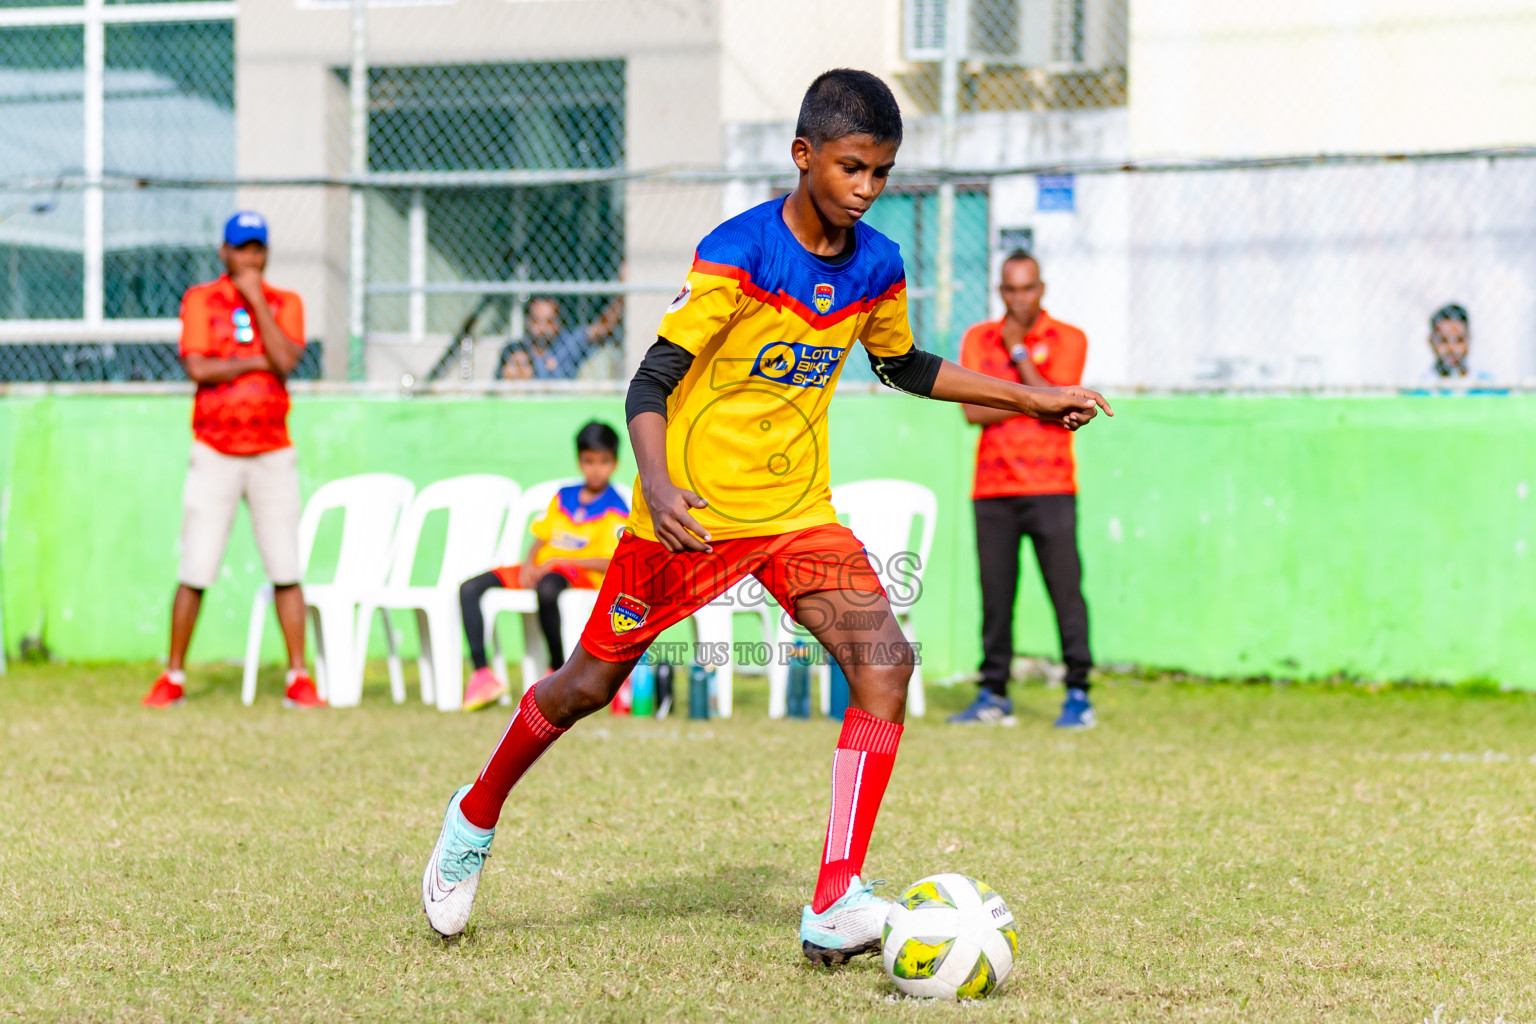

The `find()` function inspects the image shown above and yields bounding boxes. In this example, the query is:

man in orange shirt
[141,212,323,708]
[951,250,1095,729]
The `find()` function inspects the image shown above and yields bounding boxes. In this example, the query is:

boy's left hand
[1025,385,1114,430]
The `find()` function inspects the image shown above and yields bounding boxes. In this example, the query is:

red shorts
[492,562,598,590]
[579,524,885,662]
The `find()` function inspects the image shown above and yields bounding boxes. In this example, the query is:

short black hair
[575,420,620,457]
[1430,303,1468,329]
[796,69,903,148]
[1002,248,1038,270]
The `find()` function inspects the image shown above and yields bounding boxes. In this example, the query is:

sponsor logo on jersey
[750,340,845,389]
[813,282,835,314]
[610,593,650,635]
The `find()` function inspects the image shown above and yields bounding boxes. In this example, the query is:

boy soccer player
[457,421,629,711]
[421,69,1111,962]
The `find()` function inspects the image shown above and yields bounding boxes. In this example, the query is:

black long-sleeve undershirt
[867,345,943,397]
[625,339,695,422]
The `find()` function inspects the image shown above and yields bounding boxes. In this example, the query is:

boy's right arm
[627,241,749,553]
[629,410,712,554]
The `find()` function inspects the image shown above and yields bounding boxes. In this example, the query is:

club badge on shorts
[610,593,650,635]
[813,282,835,315]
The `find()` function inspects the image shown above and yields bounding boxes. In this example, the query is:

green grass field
[2,663,1534,1022]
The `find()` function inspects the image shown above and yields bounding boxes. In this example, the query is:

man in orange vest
[951,250,1095,729]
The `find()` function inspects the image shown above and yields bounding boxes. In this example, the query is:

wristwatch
[1008,343,1030,364]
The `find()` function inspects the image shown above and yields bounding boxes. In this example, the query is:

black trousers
[459,570,572,672]
[974,493,1092,696]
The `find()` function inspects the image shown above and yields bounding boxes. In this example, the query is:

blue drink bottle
[787,641,811,718]
[688,663,710,720]
[631,660,656,717]
[827,655,850,721]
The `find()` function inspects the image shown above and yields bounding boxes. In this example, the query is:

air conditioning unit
[902,0,1125,69]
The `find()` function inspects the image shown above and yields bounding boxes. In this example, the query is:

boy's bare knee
[848,655,911,709]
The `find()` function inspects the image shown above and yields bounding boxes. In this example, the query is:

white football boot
[800,876,891,965]
[421,784,495,938]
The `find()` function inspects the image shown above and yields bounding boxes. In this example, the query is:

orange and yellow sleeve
[958,324,988,373]
[585,515,625,561]
[860,280,915,359]
[656,263,745,356]
[1045,327,1087,386]
[179,288,211,357]
[276,291,305,349]
[529,495,561,542]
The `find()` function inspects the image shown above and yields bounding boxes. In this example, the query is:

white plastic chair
[484,479,634,695]
[770,480,937,718]
[354,474,519,712]
[241,473,415,707]
[692,577,778,718]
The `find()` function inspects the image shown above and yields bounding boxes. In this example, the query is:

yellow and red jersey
[631,197,915,542]
[498,484,629,589]
[179,276,305,456]
[959,311,1088,498]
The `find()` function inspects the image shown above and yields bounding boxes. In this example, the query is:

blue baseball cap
[223,210,269,247]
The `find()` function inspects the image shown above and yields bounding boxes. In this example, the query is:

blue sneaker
[1054,687,1097,729]
[946,691,1015,725]
[800,876,890,965]
[421,784,495,937]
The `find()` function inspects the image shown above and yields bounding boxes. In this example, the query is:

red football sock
[812,707,904,913]
[458,686,567,830]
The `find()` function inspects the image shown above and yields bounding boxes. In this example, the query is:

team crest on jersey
[610,593,650,635]
[813,282,835,315]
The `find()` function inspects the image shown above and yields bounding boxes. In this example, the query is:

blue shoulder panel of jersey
[558,483,628,521]
[692,199,906,321]
[693,202,770,276]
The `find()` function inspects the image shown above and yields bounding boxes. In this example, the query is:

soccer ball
[881,873,1017,1000]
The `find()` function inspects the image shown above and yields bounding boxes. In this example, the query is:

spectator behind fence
[951,250,1096,730]
[1412,303,1498,393]
[141,211,323,709]
[499,295,622,380]
[457,421,629,711]
[1425,304,1486,381]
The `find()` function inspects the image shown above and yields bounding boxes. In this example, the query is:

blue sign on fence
[1036,174,1075,212]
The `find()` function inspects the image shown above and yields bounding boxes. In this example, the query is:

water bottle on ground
[611,671,634,715]
[787,640,811,718]
[688,663,710,720]
[631,660,656,717]
[828,656,849,721]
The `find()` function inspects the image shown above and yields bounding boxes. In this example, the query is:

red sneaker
[283,671,327,709]
[463,667,508,711]
[141,673,186,707]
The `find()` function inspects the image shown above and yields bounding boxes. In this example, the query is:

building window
[350,60,626,369]
[0,1,236,332]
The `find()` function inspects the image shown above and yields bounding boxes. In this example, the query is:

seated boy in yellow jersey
[457,422,628,711]
[422,70,1112,965]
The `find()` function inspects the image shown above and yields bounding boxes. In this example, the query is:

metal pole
[83,0,104,328]
[935,0,965,351]
[407,187,426,348]
[347,0,368,381]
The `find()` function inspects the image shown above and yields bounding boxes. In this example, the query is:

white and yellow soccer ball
[881,873,1017,1000]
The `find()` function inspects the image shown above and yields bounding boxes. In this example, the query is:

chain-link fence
[1,0,1532,390]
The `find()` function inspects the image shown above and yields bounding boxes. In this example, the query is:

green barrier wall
[2,393,1533,688]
